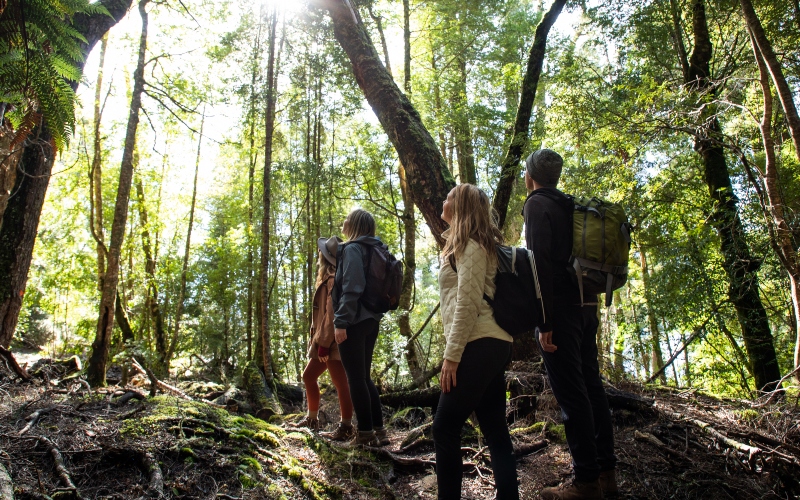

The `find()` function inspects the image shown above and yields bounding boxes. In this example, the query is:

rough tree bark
[87,0,149,386]
[319,0,455,246]
[0,0,134,349]
[492,0,566,229]
[681,0,780,392]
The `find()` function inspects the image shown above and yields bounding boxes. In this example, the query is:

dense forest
[1,0,800,498]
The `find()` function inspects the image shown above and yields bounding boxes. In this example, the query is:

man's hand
[538,330,557,352]
[440,359,459,393]
[335,328,348,344]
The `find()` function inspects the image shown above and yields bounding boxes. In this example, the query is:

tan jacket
[439,237,513,363]
[308,274,340,361]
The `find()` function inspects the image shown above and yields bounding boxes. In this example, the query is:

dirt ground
[0,359,799,499]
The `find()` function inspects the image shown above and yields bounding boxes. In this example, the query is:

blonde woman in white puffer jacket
[433,183,518,500]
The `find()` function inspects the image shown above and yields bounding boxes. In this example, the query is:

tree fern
[0,0,109,150]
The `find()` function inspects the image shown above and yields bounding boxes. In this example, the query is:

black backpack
[450,245,544,337]
[333,239,403,314]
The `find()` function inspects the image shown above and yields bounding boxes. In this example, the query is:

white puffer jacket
[439,237,513,363]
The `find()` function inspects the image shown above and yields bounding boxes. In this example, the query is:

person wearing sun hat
[291,235,355,442]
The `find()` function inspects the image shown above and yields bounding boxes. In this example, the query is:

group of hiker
[292,149,623,500]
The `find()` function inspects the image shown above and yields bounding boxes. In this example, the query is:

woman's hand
[319,355,329,363]
[335,328,347,344]
[440,359,459,393]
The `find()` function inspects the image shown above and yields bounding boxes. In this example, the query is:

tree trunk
[87,0,149,387]
[453,56,476,185]
[684,0,780,392]
[90,34,109,291]
[746,26,800,383]
[135,176,167,376]
[739,0,800,163]
[492,0,567,229]
[168,109,203,367]
[246,26,262,362]
[0,0,133,349]
[639,249,666,383]
[320,0,454,246]
[255,7,281,410]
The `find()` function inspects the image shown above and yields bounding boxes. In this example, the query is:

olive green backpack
[568,196,633,307]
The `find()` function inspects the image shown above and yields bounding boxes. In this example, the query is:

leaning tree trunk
[0,0,134,349]
[87,0,149,387]
[319,0,454,246]
[682,0,780,392]
[492,0,567,229]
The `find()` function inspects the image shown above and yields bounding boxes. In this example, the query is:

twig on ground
[18,406,56,436]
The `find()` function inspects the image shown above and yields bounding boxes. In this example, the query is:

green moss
[510,421,566,443]
[240,456,263,473]
[735,409,759,423]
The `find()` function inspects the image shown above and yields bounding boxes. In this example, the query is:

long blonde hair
[315,251,335,288]
[441,184,504,265]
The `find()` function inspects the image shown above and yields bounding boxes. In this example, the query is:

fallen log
[605,386,655,413]
[131,359,192,400]
[114,390,146,406]
[380,386,440,411]
[668,412,761,459]
[513,439,549,458]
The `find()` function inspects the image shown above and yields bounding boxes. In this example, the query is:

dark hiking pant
[338,318,383,432]
[540,303,617,482]
[432,337,518,500]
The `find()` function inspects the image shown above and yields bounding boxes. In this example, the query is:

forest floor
[0,357,799,499]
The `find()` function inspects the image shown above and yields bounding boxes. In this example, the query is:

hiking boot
[540,478,602,500]
[291,416,319,431]
[348,430,380,447]
[374,427,390,447]
[321,422,355,441]
[599,470,618,496]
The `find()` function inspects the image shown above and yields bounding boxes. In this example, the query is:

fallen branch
[513,439,549,458]
[38,436,83,499]
[0,345,32,381]
[634,430,690,460]
[19,406,56,436]
[669,412,761,459]
[131,359,192,400]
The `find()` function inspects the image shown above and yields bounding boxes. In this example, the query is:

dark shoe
[599,470,618,496]
[348,430,379,447]
[374,426,390,446]
[540,478,602,500]
[291,416,319,431]
[321,422,355,441]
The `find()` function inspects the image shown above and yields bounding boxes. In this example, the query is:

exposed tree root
[114,390,146,405]
[37,436,82,499]
[18,407,55,436]
[131,359,192,400]
[0,346,31,381]
[513,439,549,458]
[139,451,164,498]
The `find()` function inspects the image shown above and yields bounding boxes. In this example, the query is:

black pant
[338,318,383,432]
[540,303,616,482]
[432,337,518,500]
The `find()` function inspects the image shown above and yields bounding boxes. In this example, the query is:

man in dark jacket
[523,149,617,500]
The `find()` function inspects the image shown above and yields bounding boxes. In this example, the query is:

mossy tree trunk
[682,0,780,392]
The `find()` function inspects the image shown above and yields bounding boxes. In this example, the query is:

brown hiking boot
[540,478,602,500]
[291,416,319,431]
[374,427,390,447]
[348,430,380,447]
[320,422,355,441]
[599,470,618,496]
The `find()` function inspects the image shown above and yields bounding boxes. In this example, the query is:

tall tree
[87,0,150,386]
[492,0,566,228]
[0,0,134,349]
[681,0,780,392]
